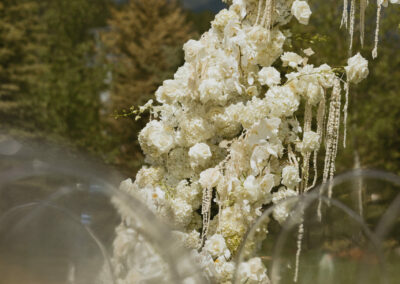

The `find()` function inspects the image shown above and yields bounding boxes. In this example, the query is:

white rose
[378,0,389,6]
[183,39,204,63]
[140,120,174,156]
[247,117,281,145]
[199,168,221,189]
[265,86,300,117]
[212,9,239,30]
[243,175,260,202]
[238,257,270,283]
[282,165,301,189]
[259,173,275,196]
[303,47,315,56]
[214,257,235,282]
[199,78,225,104]
[155,79,184,103]
[272,188,298,224]
[291,0,312,25]
[272,203,291,225]
[171,198,192,226]
[250,145,270,175]
[345,52,369,84]
[188,143,212,168]
[148,125,174,154]
[306,82,324,105]
[281,52,304,68]
[301,131,320,152]
[203,234,230,258]
[246,86,259,97]
[316,64,335,88]
[258,67,281,87]
[232,0,247,19]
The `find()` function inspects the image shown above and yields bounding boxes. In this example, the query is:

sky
[182,0,226,12]
[114,0,226,13]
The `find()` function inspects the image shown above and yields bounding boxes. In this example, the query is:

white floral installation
[109,0,398,283]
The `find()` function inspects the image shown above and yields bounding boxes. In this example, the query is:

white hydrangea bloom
[265,86,300,117]
[155,79,185,104]
[238,257,270,284]
[282,165,301,189]
[199,167,222,189]
[250,145,270,175]
[139,120,174,156]
[281,52,304,68]
[258,67,281,87]
[212,8,239,30]
[243,175,260,202]
[299,131,320,152]
[272,187,298,224]
[303,47,315,56]
[183,39,205,63]
[204,234,231,259]
[345,52,369,84]
[199,78,226,104]
[189,143,212,168]
[291,0,312,25]
[306,81,324,105]
[171,197,193,226]
[214,257,236,282]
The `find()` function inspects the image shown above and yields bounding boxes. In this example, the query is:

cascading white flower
[189,143,212,168]
[204,234,231,259]
[345,52,369,84]
[238,257,271,284]
[291,0,312,25]
[109,0,377,283]
[258,66,281,87]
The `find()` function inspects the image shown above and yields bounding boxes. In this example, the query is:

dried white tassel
[201,187,213,246]
[328,80,342,199]
[318,79,341,217]
[255,0,263,25]
[343,82,349,148]
[323,80,340,184]
[360,0,367,46]
[294,223,304,282]
[341,0,349,28]
[261,0,274,40]
[349,0,356,52]
[301,103,312,192]
[261,0,269,26]
[354,151,364,217]
[307,97,326,191]
[372,2,382,59]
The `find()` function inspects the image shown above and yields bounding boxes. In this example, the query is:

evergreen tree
[0,0,113,156]
[102,0,194,174]
[0,0,47,131]
[37,0,111,153]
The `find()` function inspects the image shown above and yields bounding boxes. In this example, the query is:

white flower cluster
[345,53,369,84]
[111,0,370,283]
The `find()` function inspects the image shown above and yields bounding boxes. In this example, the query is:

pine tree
[36,0,111,153]
[0,0,47,131]
[102,0,194,174]
[0,0,113,155]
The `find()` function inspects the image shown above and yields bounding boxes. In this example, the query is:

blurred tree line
[0,0,399,178]
[0,0,110,150]
[0,0,208,175]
